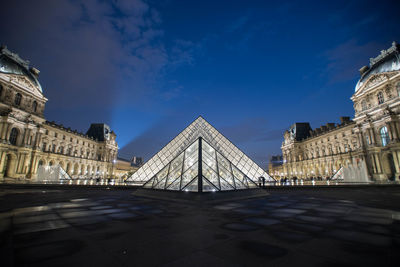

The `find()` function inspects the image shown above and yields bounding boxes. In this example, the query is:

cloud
[0,0,195,117]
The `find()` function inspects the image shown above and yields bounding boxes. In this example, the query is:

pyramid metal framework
[128,116,274,192]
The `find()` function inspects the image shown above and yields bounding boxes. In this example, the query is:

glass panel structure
[131,116,275,192]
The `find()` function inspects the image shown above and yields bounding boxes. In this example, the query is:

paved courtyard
[0,184,399,266]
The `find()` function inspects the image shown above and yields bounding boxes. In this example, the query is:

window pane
[181,162,198,189]
[202,163,220,189]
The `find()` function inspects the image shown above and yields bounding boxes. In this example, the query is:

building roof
[355,41,400,92]
[0,46,43,92]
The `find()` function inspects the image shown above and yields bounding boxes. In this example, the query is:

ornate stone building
[0,46,118,180]
[271,41,400,182]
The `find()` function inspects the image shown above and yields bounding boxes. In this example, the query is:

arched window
[33,101,38,112]
[0,84,3,97]
[377,92,384,104]
[14,93,22,106]
[380,126,390,147]
[361,100,367,111]
[9,128,19,145]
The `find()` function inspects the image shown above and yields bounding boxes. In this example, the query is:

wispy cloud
[0,0,194,112]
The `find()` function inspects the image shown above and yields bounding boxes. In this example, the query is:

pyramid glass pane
[154,176,167,189]
[218,165,235,189]
[234,177,246,189]
[217,153,230,171]
[129,116,275,191]
[202,163,220,189]
[202,150,217,171]
[181,162,198,189]
[143,178,154,188]
[183,143,198,171]
[166,177,181,190]
[183,177,198,192]
[202,177,218,192]
[219,177,234,191]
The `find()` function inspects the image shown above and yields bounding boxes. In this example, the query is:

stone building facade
[271,42,400,182]
[0,46,118,180]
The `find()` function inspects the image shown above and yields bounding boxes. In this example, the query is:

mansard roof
[355,41,400,92]
[0,45,43,93]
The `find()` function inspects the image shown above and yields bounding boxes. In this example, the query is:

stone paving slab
[0,185,399,266]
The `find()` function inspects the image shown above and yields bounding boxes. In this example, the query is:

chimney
[359,66,369,76]
[326,123,335,129]
[30,67,40,77]
[340,117,350,124]
[320,125,328,132]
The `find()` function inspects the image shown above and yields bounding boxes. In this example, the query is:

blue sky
[1,0,399,168]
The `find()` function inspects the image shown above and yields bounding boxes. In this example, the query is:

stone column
[1,122,10,141]
[0,122,5,141]
[374,154,382,173]
[23,129,31,146]
[369,128,376,145]
[392,151,400,174]
[387,123,394,141]
[370,154,377,174]
[5,124,14,141]
[390,122,398,140]
[0,151,6,174]
[34,132,42,149]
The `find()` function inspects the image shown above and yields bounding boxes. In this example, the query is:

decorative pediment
[9,75,43,97]
[364,74,387,90]
[0,73,44,99]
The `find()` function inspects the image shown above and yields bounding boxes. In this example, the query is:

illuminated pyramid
[128,116,274,192]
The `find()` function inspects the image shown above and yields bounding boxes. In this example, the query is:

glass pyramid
[128,116,275,192]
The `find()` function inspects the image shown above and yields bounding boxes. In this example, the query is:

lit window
[14,93,22,106]
[9,128,19,145]
[380,126,390,146]
[377,92,384,104]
